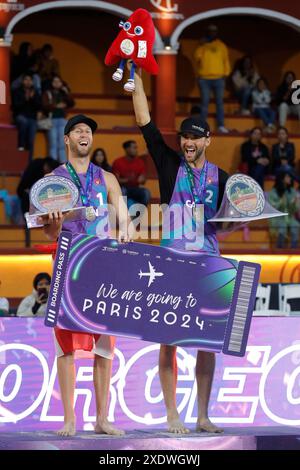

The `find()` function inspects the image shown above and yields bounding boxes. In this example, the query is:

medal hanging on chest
[184,160,208,222]
[85,206,96,222]
[66,162,96,221]
[193,204,204,224]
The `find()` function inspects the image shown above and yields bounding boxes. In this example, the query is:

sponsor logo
[149,0,184,20]
[0,1,25,13]
[149,0,178,13]
[1,342,300,426]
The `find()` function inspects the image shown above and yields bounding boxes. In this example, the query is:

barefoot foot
[167,415,189,434]
[95,418,125,436]
[56,420,76,437]
[196,418,223,434]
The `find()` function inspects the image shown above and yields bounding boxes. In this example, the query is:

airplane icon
[138,261,164,287]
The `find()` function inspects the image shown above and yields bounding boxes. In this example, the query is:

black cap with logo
[64,114,98,135]
[178,117,210,138]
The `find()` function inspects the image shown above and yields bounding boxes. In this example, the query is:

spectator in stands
[194,24,230,134]
[231,55,259,115]
[42,75,74,163]
[0,188,22,225]
[17,157,59,215]
[37,44,60,90]
[112,140,151,209]
[252,78,276,133]
[12,73,42,160]
[276,71,300,127]
[91,148,112,172]
[241,127,270,189]
[268,171,300,249]
[272,126,295,175]
[0,280,9,317]
[11,42,34,82]
[11,42,41,94]
[17,272,51,317]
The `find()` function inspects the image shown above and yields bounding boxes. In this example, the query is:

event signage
[45,232,260,356]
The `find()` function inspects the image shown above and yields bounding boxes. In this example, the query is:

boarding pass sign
[45,232,260,356]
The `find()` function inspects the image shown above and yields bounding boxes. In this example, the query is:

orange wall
[178,14,300,96]
[12,10,300,98]
[177,40,300,98]
[12,33,151,96]
[0,255,51,297]
[12,32,300,99]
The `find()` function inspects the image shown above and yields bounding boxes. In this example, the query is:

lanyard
[66,161,93,207]
[184,160,208,206]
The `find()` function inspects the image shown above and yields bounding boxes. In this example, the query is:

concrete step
[66,107,300,136]
[221,228,271,243]
[219,241,271,250]
[0,170,160,198]
[33,130,150,166]
[0,201,7,224]
[0,223,272,250]
[0,174,21,193]
[0,122,279,179]
[0,226,48,248]
[73,94,239,115]
[0,126,29,172]
[144,179,160,199]
[0,175,274,193]
[2,121,299,179]
[32,131,300,176]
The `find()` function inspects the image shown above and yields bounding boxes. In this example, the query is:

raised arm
[131,69,180,173]
[132,69,151,127]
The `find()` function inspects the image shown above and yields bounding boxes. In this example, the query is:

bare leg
[195,351,223,433]
[56,353,76,436]
[159,344,189,434]
[93,355,124,436]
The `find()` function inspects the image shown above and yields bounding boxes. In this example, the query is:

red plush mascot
[105,8,159,92]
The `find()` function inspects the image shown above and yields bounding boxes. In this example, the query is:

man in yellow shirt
[194,24,230,133]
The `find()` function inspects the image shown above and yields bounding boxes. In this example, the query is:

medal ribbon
[66,162,93,207]
[184,159,208,213]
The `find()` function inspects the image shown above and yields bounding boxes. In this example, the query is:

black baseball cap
[178,117,210,138]
[64,114,98,135]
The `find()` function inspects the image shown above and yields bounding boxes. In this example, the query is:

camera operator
[17,272,51,317]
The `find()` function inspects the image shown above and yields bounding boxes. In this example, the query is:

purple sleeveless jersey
[161,161,219,254]
[53,163,110,238]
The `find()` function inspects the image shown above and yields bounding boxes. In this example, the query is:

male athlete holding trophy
[39,114,131,436]
[131,70,228,434]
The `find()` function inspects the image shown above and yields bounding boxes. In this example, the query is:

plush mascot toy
[105,8,159,92]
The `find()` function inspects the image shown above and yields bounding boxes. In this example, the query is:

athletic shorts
[53,327,115,360]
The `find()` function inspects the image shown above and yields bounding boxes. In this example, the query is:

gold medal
[86,206,96,222]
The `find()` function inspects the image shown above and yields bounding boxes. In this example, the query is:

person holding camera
[0,280,9,317]
[17,272,51,317]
